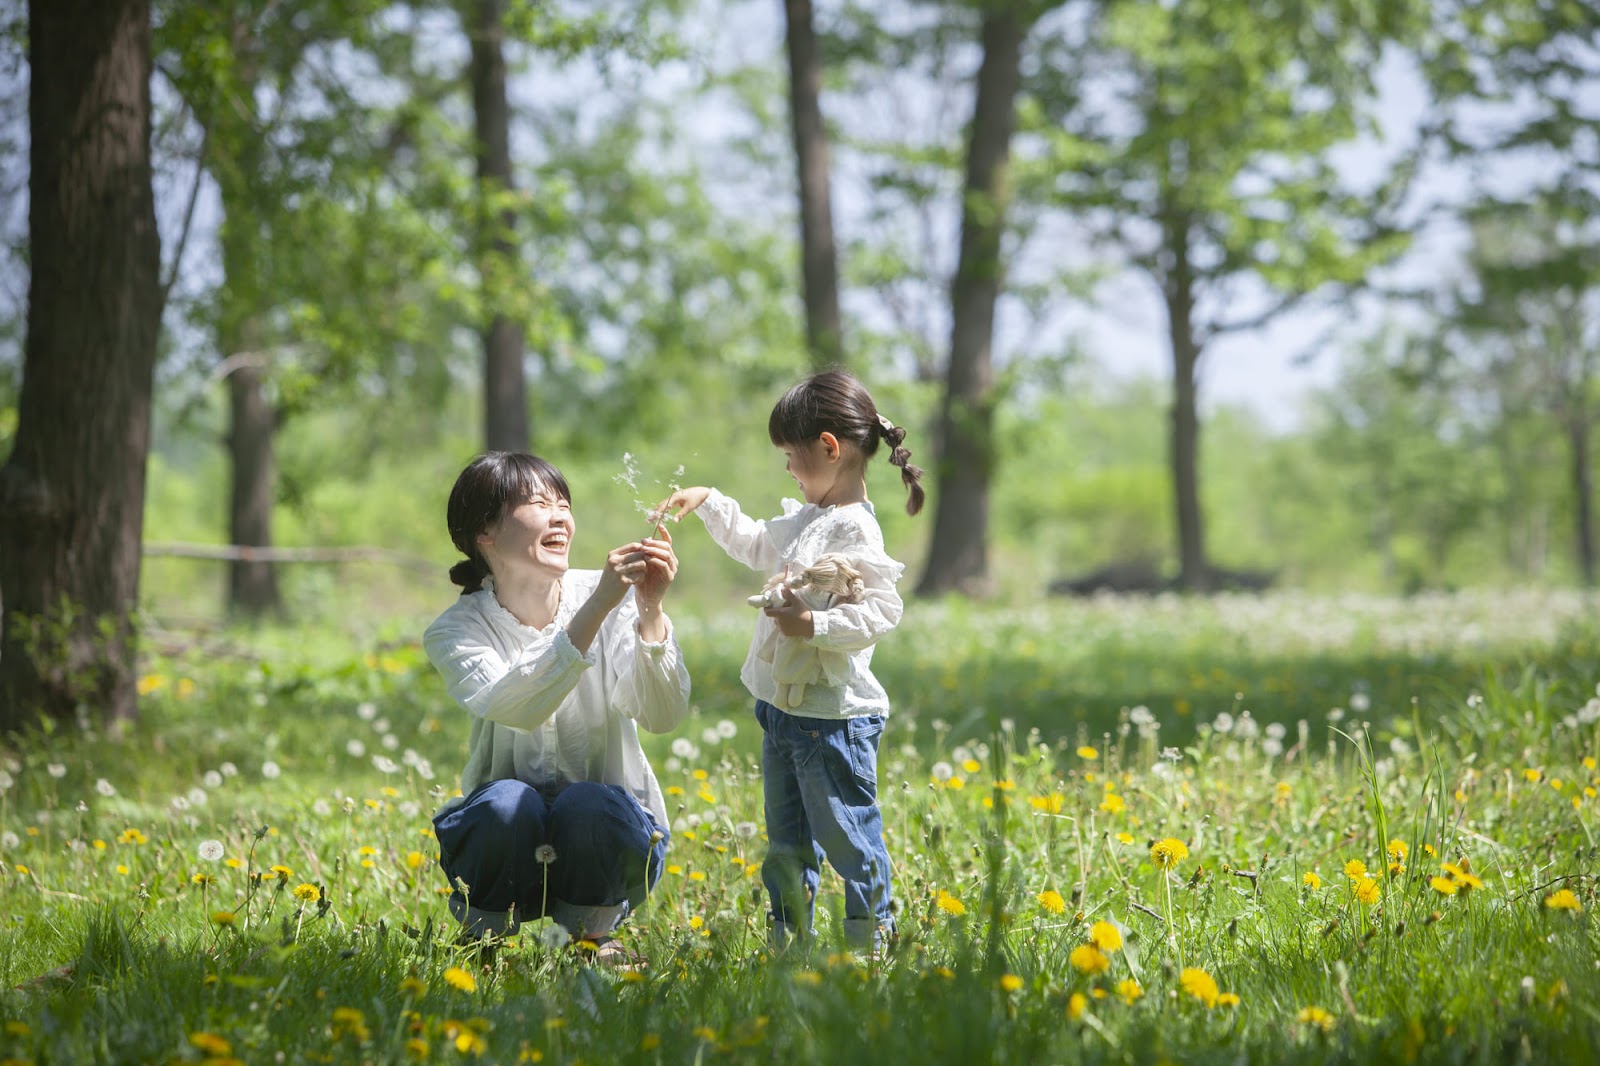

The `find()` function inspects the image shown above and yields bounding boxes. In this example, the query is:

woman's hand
[654,486,711,523]
[631,525,678,612]
[763,586,815,639]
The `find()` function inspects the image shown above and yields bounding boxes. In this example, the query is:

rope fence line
[143,542,437,573]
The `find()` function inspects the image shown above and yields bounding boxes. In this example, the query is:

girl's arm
[766,566,904,653]
[661,486,783,572]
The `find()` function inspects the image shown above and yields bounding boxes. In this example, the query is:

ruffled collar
[480,572,572,635]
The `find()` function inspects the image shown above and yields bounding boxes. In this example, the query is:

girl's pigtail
[878,416,926,516]
[449,555,489,595]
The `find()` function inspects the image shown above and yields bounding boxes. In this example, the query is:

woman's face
[477,482,575,579]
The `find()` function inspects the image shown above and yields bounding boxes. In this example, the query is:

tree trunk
[915,8,1026,598]
[469,0,528,452]
[1567,415,1596,586]
[1162,210,1209,592]
[214,64,282,617]
[0,0,161,728]
[782,0,843,368]
[226,357,282,616]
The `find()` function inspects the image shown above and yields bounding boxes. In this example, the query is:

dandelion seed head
[198,840,224,861]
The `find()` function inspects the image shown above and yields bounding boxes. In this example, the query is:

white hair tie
[877,414,895,435]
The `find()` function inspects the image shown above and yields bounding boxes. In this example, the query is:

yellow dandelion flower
[293,883,321,903]
[1068,944,1110,975]
[1430,876,1459,895]
[454,1031,487,1055]
[1099,794,1126,814]
[666,864,682,875]
[191,873,215,886]
[793,971,822,986]
[271,864,294,880]
[1067,992,1088,1019]
[188,1032,232,1056]
[210,911,236,926]
[692,1025,718,1042]
[1217,992,1240,1007]
[1180,967,1220,1008]
[1116,832,1135,845]
[1077,746,1099,760]
[999,973,1024,992]
[1150,838,1189,869]
[1089,920,1123,952]
[1297,1006,1336,1032]
[399,976,427,997]
[665,785,684,796]
[946,776,965,790]
[405,1037,430,1058]
[936,889,966,916]
[1423,843,1437,857]
[640,1035,661,1051]
[136,673,165,696]
[688,871,706,882]
[406,851,425,870]
[1583,756,1596,771]
[1386,839,1408,861]
[1115,978,1143,1004]
[443,966,477,992]
[1523,768,1542,783]
[1303,871,1322,890]
[962,758,981,774]
[1029,793,1064,814]
[1544,889,1583,912]
[689,915,704,930]
[1037,890,1066,914]
[1353,877,1380,905]
[1343,859,1368,880]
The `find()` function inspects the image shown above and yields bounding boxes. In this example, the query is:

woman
[423,452,689,964]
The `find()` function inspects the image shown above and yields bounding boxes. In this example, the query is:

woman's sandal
[574,935,647,970]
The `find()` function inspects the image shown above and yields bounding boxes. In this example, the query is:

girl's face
[477,482,575,579]
[781,436,843,506]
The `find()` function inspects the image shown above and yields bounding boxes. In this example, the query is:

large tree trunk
[782,0,843,368]
[1162,207,1209,592]
[1567,415,1596,586]
[915,9,1026,597]
[0,0,161,728]
[469,0,528,452]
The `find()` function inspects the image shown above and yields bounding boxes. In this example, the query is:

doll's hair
[445,451,572,593]
[767,367,925,515]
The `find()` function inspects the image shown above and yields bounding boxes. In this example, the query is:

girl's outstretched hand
[654,486,711,523]
[631,524,678,613]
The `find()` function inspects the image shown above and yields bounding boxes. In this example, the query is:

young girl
[657,369,924,952]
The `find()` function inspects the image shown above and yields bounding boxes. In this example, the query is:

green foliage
[0,597,1597,1062]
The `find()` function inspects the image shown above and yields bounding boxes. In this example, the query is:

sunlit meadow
[1,591,1597,1064]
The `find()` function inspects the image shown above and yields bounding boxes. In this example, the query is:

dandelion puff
[670,738,696,759]
[187,787,208,807]
[171,795,191,811]
[735,822,759,839]
[346,740,367,758]
[47,763,67,779]
[95,778,116,797]
[260,761,281,780]
[0,771,12,792]
[931,761,954,782]
[716,719,737,739]
[198,840,225,862]
[382,734,399,751]
[219,762,238,778]
[1,831,19,849]
[372,755,399,775]
[535,845,558,865]
[202,770,223,790]
[357,702,377,721]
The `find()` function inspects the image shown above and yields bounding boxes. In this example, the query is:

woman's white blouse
[696,488,905,719]
[423,569,690,828]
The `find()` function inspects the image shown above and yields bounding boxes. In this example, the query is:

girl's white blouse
[696,488,905,719]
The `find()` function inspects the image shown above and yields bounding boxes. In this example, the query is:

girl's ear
[818,431,841,461]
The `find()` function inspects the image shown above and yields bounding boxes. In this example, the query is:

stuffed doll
[748,553,866,709]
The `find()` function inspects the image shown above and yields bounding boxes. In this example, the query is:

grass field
[1,591,1597,1064]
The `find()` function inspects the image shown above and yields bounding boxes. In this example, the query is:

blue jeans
[755,700,894,949]
[433,779,668,939]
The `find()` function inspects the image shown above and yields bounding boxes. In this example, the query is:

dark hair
[768,368,925,515]
[445,452,573,593]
